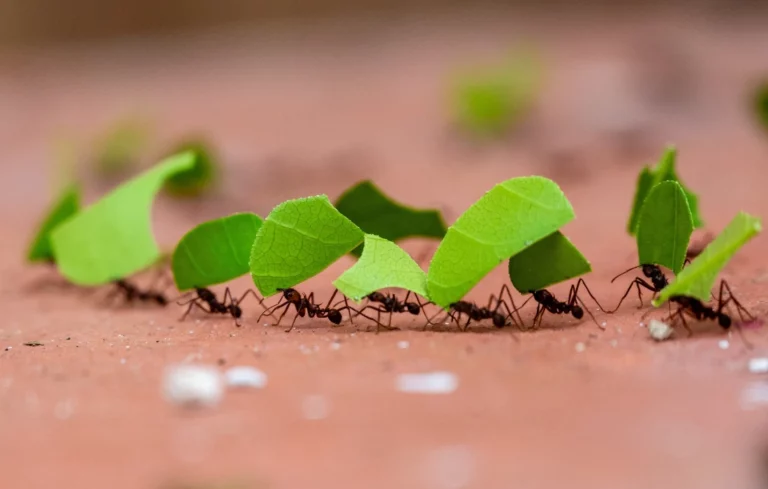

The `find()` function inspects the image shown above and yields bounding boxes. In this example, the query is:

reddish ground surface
[2,10,768,489]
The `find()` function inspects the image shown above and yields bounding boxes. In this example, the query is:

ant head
[533,290,550,302]
[230,305,243,318]
[327,310,342,324]
[368,291,386,302]
[718,313,731,329]
[278,288,301,303]
[572,305,584,319]
[156,295,168,306]
[406,303,420,315]
[641,264,658,278]
[492,312,506,328]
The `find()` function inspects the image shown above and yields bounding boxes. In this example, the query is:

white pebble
[748,358,768,374]
[575,342,586,353]
[163,364,223,408]
[397,341,410,350]
[718,340,730,350]
[302,394,330,420]
[648,319,674,341]
[600,321,607,328]
[396,372,458,394]
[224,366,268,389]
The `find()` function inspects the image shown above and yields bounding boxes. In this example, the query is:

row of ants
[104,257,755,341]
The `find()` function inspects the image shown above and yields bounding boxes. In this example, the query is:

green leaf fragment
[249,195,364,297]
[50,152,195,285]
[334,180,447,257]
[427,176,574,308]
[654,212,761,305]
[636,181,694,274]
[627,146,703,235]
[507,231,591,293]
[172,212,263,291]
[333,234,428,300]
[27,184,81,262]
[163,140,218,198]
[754,82,768,131]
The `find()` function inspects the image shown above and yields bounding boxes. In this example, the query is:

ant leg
[718,280,755,323]
[284,312,301,333]
[236,289,266,309]
[269,302,294,327]
[532,304,544,330]
[463,315,472,332]
[180,299,210,321]
[572,279,608,312]
[257,295,287,322]
[497,284,526,329]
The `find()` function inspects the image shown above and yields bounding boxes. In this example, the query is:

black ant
[178,287,264,326]
[518,279,605,329]
[608,264,670,312]
[109,278,169,306]
[257,288,357,332]
[435,285,521,332]
[355,291,435,333]
[664,280,755,347]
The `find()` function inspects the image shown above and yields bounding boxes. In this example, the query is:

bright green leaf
[333,234,428,300]
[249,195,364,297]
[427,176,574,308]
[627,146,703,235]
[654,212,761,305]
[163,140,218,198]
[172,212,263,291]
[507,231,591,293]
[50,152,195,285]
[637,181,693,274]
[27,184,81,263]
[334,180,447,257]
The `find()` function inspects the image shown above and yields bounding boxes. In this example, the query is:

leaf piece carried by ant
[27,183,81,263]
[637,181,693,274]
[333,234,428,301]
[249,195,364,297]
[172,212,263,291]
[334,180,447,257]
[427,176,574,308]
[507,231,591,293]
[626,146,703,235]
[654,212,761,306]
[450,49,542,137]
[50,152,195,285]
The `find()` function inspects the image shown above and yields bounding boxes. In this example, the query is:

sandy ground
[2,9,768,489]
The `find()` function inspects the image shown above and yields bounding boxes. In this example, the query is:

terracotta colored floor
[2,10,768,489]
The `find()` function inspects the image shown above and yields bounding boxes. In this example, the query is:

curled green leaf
[27,184,81,263]
[163,140,218,198]
[654,212,761,305]
[249,195,364,297]
[427,176,574,308]
[507,231,591,293]
[50,152,195,285]
[333,234,428,301]
[172,212,263,291]
[334,180,447,257]
[637,181,693,274]
[627,146,703,235]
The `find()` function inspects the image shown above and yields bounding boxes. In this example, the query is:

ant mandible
[257,288,357,332]
[355,291,435,333]
[178,287,264,326]
[518,279,606,329]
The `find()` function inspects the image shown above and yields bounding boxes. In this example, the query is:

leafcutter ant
[354,290,435,333]
[517,279,606,329]
[434,285,521,332]
[257,288,357,332]
[178,287,264,326]
[608,264,670,312]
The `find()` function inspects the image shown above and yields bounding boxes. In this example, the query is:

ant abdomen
[492,312,506,328]
[572,306,584,319]
[719,314,731,328]
[406,303,420,315]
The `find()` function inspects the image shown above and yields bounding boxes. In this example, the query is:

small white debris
[648,319,674,341]
[396,371,458,394]
[600,321,607,329]
[748,358,768,374]
[639,322,645,328]
[302,394,330,420]
[4,346,11,351]
[610,339,618,348]
[718,340,730,350]
[575,342,586,353]
[397,341,410,350]
[330,341,341,351]
[163,364,223,408]
[224,366,268,389]
[739,382,768,410]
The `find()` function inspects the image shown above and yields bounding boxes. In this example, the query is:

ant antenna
[610,265,642,284]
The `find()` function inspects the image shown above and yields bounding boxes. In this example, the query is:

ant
[258,288,357,332]
[608,264,670,312]
[664,280,755,347]
[518,279,605,329]
[178,287,264,326]
[109,278,169,306]
[354,291,436,333]
[435,285,521,332]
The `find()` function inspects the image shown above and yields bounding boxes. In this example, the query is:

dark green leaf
[507,231,591,293]
[27,184,81,263]
[637,181,693,274]
[163,140,218,198]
